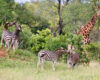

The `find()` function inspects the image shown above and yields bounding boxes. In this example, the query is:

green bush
[0,25,90,63]
[19,25,33,49]
[8,49,35,61]
[30,29,86,62]
[30,28,52,53]
[0,25,4,45]
[85,42,100,61]
[45,33,83,62]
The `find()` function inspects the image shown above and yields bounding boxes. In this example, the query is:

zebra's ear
[68,44,71,50]
[13,21,16,24]
[71,46,75,50]
[60,47,64,49]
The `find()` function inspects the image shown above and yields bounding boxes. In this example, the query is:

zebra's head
[67,44,75,54]
[4,22,11,29]
[56,47,67,53]
[14,22,22,31]
[17,25,22,31]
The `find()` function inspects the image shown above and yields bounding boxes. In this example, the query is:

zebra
[1,22,21,51]
[1,22,15,48]
[67,45,79,68]
[9,22,22,50]
[37,47,67,71]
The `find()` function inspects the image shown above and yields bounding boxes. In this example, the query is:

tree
[0,0,15,24]
[62,1,94,34]
[54,0,70,36]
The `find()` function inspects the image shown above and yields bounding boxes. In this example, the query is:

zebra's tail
[39,52,46,57]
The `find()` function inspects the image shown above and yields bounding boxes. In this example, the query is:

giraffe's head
[97,6,100,16]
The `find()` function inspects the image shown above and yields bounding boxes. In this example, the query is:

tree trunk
[56,0,63,35]
[54,0,69,36]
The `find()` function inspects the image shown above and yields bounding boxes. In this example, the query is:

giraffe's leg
[83,37,90,58]
[87,37,91,44]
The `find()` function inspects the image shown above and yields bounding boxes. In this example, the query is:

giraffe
[77,6,100,44]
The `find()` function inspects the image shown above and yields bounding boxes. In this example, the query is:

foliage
[62,2,94,34]
[0,0,100,63]
[30,28,52,53]
[19,25,33,49]
[85,42,100,61]
[31,24,49,34]
[0,0,15,24]
[30,28,87,62]
[0,25,4,40]
[45,34,82,51]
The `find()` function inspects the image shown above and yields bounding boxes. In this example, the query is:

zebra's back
[38,50,58,61]
[2,30,13,41]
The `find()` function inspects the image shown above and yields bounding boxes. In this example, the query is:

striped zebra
[1,22,21,51]
[37,47,67,71]
[67,45,79,68]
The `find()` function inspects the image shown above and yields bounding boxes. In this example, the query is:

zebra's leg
[37,56,41,69]
[41,59,45,70]
[12,42,15,50]
[72,63,75,68]
[8,39,15,51]
[75,63,79,68]
[67,60,73,68]
[5,42,7,47]
[15,40,18,49]
[6,41,10,52]
[1,37,4,48]
[52,61,56,71]
[13,40,18,51]
[5,40,9,48]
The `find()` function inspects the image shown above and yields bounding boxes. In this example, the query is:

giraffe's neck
[78,13,98,35]
[78,13,98,44]
[90,13,98,26]
[85,13,98,34]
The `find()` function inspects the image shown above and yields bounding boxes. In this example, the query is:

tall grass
[0,57,100,80]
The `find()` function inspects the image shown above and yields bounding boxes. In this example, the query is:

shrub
[19,25,33,50]
[0,25,4,45]
[45,33,83,62]
[30,28,52,53]
[85,42,100,61]
[30,29,86,62]
[8,49,34,61]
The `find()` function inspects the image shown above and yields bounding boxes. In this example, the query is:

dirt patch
[0,48,7,57]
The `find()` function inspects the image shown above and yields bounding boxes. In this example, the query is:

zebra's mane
[4,22,9,30]
[54,47,66,57]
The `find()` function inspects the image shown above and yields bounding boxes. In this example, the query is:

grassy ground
[0,56,100,80]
